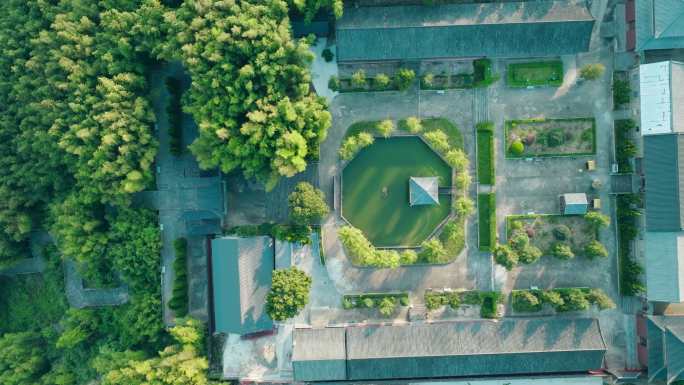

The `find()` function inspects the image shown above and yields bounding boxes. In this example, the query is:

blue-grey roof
[636,0,684,52]
[211,236,274,335]
[561,193,588,215]
[292,318,606,382]
[292,327,347,382]
[643,134,684,231]
[335,1,594,61]
[645,232,684,303]
[409,177,439,206]
[647,316,684,384]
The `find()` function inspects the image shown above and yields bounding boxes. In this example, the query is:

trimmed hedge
[512,287,615,313]
[165,76,184,156]
[425,290,502,318]
[478,193,496,251]
[476,122,495,185]
[343,292,410,317]
[168,237,188,316]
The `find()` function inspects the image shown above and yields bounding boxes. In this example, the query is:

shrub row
[616,194,645,296]
[168,237,188,316]
[342,292,410,317]
[226,222,311,245]
[478,193,496,251]
[476,122,495,185]
[615,119,637,173]
[165,76,184,156]
[613,73,631,108]
[425,290,503,318]
[511,287,615,313]
[329,68,416,93]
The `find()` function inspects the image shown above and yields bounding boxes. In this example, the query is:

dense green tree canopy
[266,268,312,321]
[288,182,329,225]
[161,0,331,187]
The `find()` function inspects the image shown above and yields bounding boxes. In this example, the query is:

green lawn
[507,61,563,87]
[478,193,496,251]
[342,136,452,247]
[476,125,494,185]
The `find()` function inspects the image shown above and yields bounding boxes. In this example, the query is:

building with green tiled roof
[210,236,274,335]
[292,318,607,382]
[335,1,595,62]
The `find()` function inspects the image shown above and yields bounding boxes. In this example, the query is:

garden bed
[506,214,598,259]
[342,292,410,317]
[420,73,473,90]
[505,118,596,158]
[511,287,614,313]
[506,60,563,88]
[425,290,503,319]
[478,193,496,251]
[476,122,494,185]
[613,71,631,109]
[614,119,637,173]
[616,194,644,296]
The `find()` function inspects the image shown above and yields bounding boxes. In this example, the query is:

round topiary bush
[322,48,334,62]
[509,140,525,156]
[552,225,571,241]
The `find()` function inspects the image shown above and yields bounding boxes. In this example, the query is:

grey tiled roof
[647,316,684,383]
[643,134,684,231]
[336,1,594,61]
[292,318,606,382]
[645,231,684,303]
[636,0,684,52]
[292,328,347,382]
[211,236,274,335]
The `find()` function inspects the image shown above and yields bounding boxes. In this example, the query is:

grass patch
[342,136,452,247]
[507,61,563,87]
[0,246,67,333]
[478,193,496,251]
[476,122,494,185]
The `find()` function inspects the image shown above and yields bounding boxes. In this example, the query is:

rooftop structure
[409,176,439,206]
[560,193,589,215]
[647,315,684,383]
[639,61,684,136]
[335,1,594,62]
[645,232,684,303]
[292,318,606,382]
[210,236,274,335]
[635,0,684,52]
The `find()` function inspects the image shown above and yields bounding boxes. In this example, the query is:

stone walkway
[140,61,224,325]
[0,232,49,276]
[64,259,129,308]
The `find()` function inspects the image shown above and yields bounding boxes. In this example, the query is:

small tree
[378,297,397,316]
[509,230,530,251]
[422,72,434,88]
[266,268,312,321]
[351,70,367,89]
[399,249,418,265]
[518,245,542,264]
[558,288,590,312]
[454,197,474,218]
[339,136,358,160]
[512,290,541,312]
[374,73,390,89]
[551,242,574,260]
[377,119,394,138]
[445,149,469,171]
[455,172,471,190]
[418,238,447,263]
[585,240,608,259]
[363,297,374,308]
[580,63,605,80]
[540,290,564,309]
[394,68,416,90]
[328,75,340,91]
[405,116,423,133]
[424,130,450,153]
[585,211,610,229]
[552,225,572,241]
[588,288,616,310]
[288,182,329,225]
[356,132,374,147]
[322,48,334,62]
[509,140,524,156]
[494,244,518,270]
